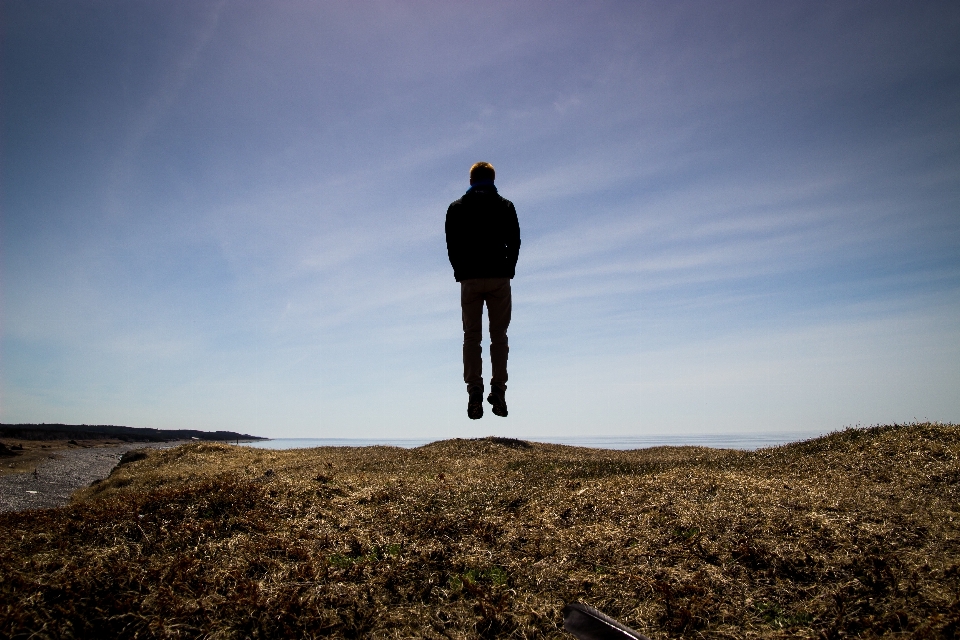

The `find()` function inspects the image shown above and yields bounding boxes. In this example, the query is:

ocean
[239,431,830,451]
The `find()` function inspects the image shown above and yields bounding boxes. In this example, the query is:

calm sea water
[240,431,829,452]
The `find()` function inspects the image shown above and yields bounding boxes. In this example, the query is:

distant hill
[0,423,265,442]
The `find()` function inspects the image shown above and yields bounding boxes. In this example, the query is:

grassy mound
[2,423,958,638]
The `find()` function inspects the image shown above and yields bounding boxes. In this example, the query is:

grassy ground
[2,423,958,638]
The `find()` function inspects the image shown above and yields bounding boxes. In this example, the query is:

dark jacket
[445,185,521,282]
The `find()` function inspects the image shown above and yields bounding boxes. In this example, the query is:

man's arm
[505,202,521,278]
[444,204,462,281]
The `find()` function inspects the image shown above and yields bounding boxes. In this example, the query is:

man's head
[469,162,495,185]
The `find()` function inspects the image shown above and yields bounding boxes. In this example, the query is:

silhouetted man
[445,162,521,419]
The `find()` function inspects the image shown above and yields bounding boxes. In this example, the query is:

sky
[2,1,959,440]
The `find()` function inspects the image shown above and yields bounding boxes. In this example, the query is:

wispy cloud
[105,0,228,215]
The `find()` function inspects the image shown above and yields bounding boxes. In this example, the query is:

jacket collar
[467,182,497,194]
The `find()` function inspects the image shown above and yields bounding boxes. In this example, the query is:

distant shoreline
[0,423,266,443]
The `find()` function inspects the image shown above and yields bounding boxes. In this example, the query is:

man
[445,162,521,419]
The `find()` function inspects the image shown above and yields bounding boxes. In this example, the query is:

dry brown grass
[2,423,958,638]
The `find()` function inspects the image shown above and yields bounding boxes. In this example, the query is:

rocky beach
[0,441,182,513]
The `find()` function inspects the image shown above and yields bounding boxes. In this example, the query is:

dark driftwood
[563,602,649,640]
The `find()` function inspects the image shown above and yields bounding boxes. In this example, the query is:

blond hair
[469,162,495,183]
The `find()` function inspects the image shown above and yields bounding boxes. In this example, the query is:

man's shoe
[487,390,508,417]
[468,392,484,420]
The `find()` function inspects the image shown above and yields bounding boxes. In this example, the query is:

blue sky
[3,1,958,439]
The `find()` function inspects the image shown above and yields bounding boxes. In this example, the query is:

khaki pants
[460,278,511,395]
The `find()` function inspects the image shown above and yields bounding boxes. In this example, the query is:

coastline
[0,440,185,513]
